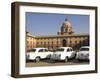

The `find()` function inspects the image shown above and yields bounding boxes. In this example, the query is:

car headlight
[80,53,84,56]
[86,54,89,56]
[58,54,61,57]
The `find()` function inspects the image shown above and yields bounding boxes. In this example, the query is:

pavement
[26,59,89,67]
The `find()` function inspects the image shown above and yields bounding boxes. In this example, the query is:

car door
[44,49,49,55]
[66,48,73,57]
[44,49,51,58]
[38,49,46,59]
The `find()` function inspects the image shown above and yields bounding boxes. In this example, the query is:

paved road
[26,59,89,67]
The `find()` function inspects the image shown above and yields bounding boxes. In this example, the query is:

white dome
[63,20,72,28]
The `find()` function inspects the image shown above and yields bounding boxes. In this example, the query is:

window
[37,42,39,45]
[67,48,70,52]
[39,49,44,52]
[75,41,77,44]
[52,41,53,44]
[41,42,42,45]
[44,42,46,44]
[44,49,48,52]
[70,41,72,44]
[70,48,73,51]
[80,48,89,51]
[67,48,72,52]
[27,41,29,44]
[56,48,64,52]
[48,42,49,45]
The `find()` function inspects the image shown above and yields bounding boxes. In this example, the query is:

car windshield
[80,48,89,51]
[56,48,64,52]
[27,49,36,52]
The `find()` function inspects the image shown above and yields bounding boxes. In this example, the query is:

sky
[26,12,89,36]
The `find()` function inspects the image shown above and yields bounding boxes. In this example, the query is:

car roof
[59,47,72,49]
[80,46,89,48]
[32,48,48,50]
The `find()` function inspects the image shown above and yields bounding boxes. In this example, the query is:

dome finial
[65,18,68,21]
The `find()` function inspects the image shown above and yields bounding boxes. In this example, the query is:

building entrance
[62,39,66,47]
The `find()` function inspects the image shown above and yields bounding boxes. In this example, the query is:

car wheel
[35,57,40,62]
[77,59,81,62]
[47,54,51,59]
[65,57,68,62]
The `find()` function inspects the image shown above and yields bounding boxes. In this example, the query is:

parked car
[26,48,53,62]
[76,46,89,61]
[50,47,76,62]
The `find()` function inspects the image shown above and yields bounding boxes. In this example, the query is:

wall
[0,0,100,80]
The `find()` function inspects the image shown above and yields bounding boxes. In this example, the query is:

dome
[63,19,72,28]
[57,18,74,35]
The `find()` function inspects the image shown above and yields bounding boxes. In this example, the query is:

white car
[26,48,53,62]
[50,47,76,62]
[76,46,89,61]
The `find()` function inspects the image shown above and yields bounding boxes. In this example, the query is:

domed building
[58,19,74,35]
[26,19,89,51]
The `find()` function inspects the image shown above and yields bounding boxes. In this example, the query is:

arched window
[62,39,67,47]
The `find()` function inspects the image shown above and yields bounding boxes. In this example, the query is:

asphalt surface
[26,59,89,67]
